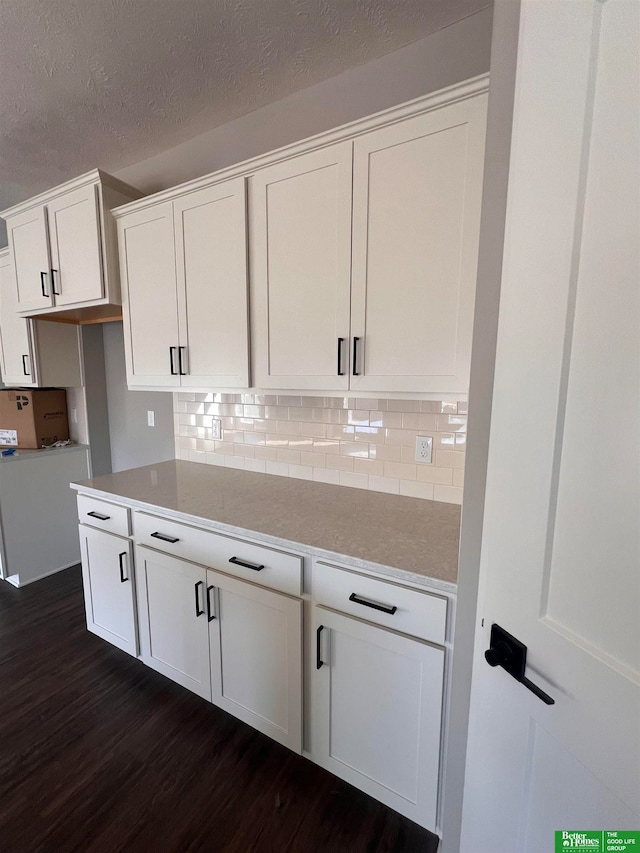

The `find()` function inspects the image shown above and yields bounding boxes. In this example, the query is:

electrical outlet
[212,419,222,440]
[415,435,433,463]
[147,410,155,427]
[70,408,78,424]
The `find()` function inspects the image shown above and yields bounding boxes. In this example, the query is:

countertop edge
[71,481,458,596]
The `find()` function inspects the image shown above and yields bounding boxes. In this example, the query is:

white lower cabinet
[79,525,137,657]
[208,568,303,753]
[311,605,444,831]
[135,546,212,700]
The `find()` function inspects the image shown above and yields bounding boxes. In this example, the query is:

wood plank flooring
[0,567,439,853]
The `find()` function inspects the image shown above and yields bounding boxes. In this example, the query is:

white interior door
[0,252,37,385]
[6,205,52,312]
[250,142,353,390]
[47,183,104,306]
[460,3,640,851]
[174,178,250,388]
[118,203,180,388]
[350,96,486,394]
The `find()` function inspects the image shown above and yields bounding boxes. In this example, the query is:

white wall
[102,322,174,472]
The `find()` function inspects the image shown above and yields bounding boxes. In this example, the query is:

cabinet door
[118,203,181,388]
[174,179,250,388]
[250,142,353,390]
[0,252,37,385]
[311,606,444,831]
[135,546,211,699]
[6,205,52,312]
[47,184,105,306]
[208,568,302,752]
[350,95,487,393]
[79,526,137,657]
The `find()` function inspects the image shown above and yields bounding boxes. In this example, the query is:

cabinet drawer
[313,561,447,645]
[133,512,302,596]
[77,494,131,538]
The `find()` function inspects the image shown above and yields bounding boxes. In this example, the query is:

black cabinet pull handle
[40,271,48,297]
[151,531,180,544]
[337,338,345,376]
[178,346,187,375]
[169,346,177,375]
[352,337,360,376]
[229,556,264,572]
[316,625,325,670]
[50,268,59,296]
[118,551,128,583]
[87,511,110,521]
[485,623,555,705]
[194,581,205,617]
[22,354,30,376]
[206,585,216,621]
[349,592,397,615]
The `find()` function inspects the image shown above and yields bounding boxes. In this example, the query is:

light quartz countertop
[72,460,460,591]
[0,443,89,464]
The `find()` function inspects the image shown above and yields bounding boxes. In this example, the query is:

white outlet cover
[415,435,433,463]
[212,419,222,440]
[147,410,155,427]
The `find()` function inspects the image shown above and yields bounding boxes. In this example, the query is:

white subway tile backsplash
[174,393,466,504]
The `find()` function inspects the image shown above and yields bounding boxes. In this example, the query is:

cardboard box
[0,389,69,449]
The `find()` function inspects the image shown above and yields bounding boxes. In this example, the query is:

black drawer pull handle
[87,511,110,521]
[22,354,30,376]
[40,271,48,297]
[206,585,216,622]
[194,581,205,617]
[349,592,397,615]
[118,551,128,583]
[169,346,177,375]
[352,337,360,376]
[229,556,264,572]
[151,531,180,544]
[337,337,345,376]
[50,268,60,296]
[316,625,325,670]
[178,346,187,375]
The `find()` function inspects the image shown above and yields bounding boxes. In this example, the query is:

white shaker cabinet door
[208,568,303,753]
[0,251,37,385]
[135,546,211,700]
[250,142,353,390]
[312,606,444,831]
[79,526,137,657]
[6,205,52,312]
[350,95,487,393]
[47,183,104,307]
[119,203,181,388]
[174,179,250,388]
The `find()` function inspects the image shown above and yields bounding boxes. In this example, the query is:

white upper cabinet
[250,143,353,391]
[0,249,82,387]
[47,184,104,308]
[1,170,140,318]
[118,178,250,389]
[350,96,487,393]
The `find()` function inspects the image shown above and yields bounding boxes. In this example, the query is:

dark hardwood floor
[0,566,439,853]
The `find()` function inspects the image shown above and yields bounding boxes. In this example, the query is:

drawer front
[133,512,302,596]
[313,561,447,645]
[77,494,131,538]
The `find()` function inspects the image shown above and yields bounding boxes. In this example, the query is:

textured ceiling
[0,0,490,210]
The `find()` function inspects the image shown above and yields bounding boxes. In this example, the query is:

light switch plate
[212,419,222,440]
[415,435,433,463]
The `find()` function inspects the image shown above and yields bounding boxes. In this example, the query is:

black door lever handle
[484,623,555,705]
